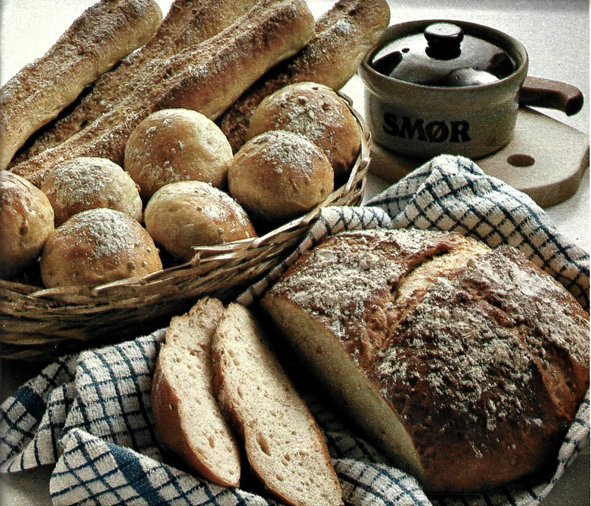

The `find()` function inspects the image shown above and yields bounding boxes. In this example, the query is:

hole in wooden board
[507,153,535,167]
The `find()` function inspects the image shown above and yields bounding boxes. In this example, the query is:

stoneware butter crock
[359,19,584,160]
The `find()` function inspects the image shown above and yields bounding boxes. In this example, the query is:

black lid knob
[424,23,464,59]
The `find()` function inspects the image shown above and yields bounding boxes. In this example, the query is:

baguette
[218,0,390,152]
[11,0,260,165]
[11,0,315,188]
[0,0,163,170]
[151,297,241,487]
[261,227,590,493]
[212,303,343,506]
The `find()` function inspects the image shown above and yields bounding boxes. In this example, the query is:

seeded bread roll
[247,82,361,180]
[212,303,343,506]
[40,208,162,288]
[125,109,233,198]
[261,227,590,494]
[41,157,142,226]
[144,181,256,262]
[0,0,162,169]
[151,297,241,487]
[0,172,54,279]
[228,130,334,226]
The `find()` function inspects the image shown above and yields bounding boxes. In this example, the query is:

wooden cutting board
[369,107,589,208]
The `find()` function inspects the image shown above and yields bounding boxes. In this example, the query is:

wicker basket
[0,96,370,359]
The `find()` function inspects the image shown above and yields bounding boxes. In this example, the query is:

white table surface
[0,1,589,504]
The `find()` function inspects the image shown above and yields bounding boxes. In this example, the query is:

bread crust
[261,228,590,493]
[11,0,315,188]
[11,0,260,165]
[218,0,391,152]
[0,0,163,170]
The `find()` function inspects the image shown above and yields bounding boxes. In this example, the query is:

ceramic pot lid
[372,22,516,87]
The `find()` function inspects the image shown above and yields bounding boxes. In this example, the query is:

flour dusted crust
[261,227,590,493]
[125,109,233,198]
[144,181,256,262]
[41,157,142,226]
[40,208,162,288]
[0,172,54,279]
[228,130,334,225]
[247,82,361,180]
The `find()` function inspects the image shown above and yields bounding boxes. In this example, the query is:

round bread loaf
[144,180,256,262]
[40,208,162,288]
[0,171,54,279]
[124,108,233,198]
[262,227,590,494]
[41,156,143,226]
[228,130,334,226]
[246,82,360,180]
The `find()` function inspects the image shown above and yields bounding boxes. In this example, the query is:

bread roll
[41,157,142,226]
[0,172,54,279]
[247,82,361,180]
[40,208,162,288]
[212,303,343,506]
[125,109,233,198]
[228,130,334,225]
[0,0,162,169]
[151,297,241,487]
[144,181,256,262]
[261,227,590,493]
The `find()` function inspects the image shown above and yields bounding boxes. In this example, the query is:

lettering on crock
[383,113,471,143]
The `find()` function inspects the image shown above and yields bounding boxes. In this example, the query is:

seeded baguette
[218,0,390,152]
[0,0,163,170]
[11,0,261,165]
[212,303,343,506]
[261,227,590,493]
[11,0,315,188]
[151,297,241,487]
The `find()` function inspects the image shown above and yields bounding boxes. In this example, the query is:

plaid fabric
[1,155,589,505]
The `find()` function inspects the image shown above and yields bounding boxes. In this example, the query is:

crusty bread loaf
[41,157,142,226]
[11,0,260,165]
[0,0,162,170]
[218,0,391,152]
[151,297,241,487]
[261,227,590,494]
[125,109,234,198]
[144,181,257,262]
[11,0,315,188]
[0,172,54,279]
[212,303,343,506]
[39,208,162,288]
[228,130,334,226]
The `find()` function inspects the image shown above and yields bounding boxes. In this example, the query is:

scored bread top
[262,227,590,493]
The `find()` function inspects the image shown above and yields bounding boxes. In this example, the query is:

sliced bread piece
[212,303,343,506]
[151,297,241,487]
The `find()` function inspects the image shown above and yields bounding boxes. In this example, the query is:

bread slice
[151,297,241,487]
[212,303,343,506]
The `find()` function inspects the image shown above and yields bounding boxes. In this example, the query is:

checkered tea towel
[1,155,589,506]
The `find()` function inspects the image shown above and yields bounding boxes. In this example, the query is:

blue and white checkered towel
[1,155,589,506]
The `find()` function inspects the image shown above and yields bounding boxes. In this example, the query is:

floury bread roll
[261,227,590,493]
[0,0,162,169]
[125,109,233,198]
[246,82,361,180]
[11,0,316,188]
[228,130,334,225]
[41,157,142,226]
[40,208,162,288]
[0,172,54,279]
[144,181,256,262]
